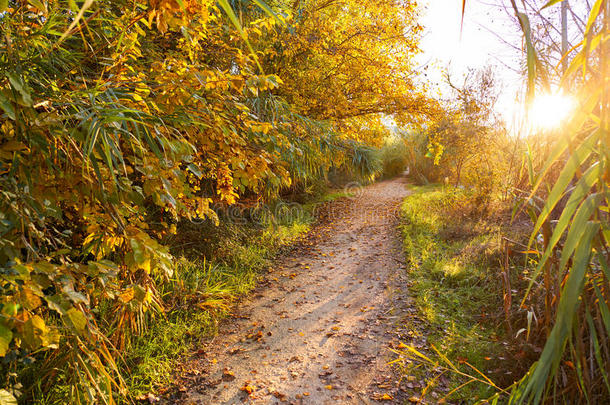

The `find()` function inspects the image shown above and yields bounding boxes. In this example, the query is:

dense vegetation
[0,0,607,403]
[396,1,610,403]
[0,0,424,402]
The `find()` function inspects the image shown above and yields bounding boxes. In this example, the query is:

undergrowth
[396,185,528,403]
[123,224,306,399]
[26,190,351,403]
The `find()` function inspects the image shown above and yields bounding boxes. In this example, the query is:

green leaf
[558,192,606,273]
[592,272,610,336]
[66,307,88,332]
[521,221,599,403]
[0,324,13,357]
[586,306,610,392]
[187,163,203,179]
[130,238,146,265]
[6,73,32,107]
[523,163,602,302]
[529,130,598,246]
[0,91,15,120]
[516,12,537,102]
[28,0,47,15]
[528,123,587,194]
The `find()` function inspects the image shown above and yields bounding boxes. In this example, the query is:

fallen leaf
[272,390,287,401]
[135,393,160,403]
[222,369,235,381]
[241,383,256,394]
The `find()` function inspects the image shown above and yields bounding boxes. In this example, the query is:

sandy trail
[173,177,411,404]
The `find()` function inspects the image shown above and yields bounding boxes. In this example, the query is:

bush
[380,137,408,178]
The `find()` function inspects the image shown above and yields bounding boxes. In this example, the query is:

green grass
[124,218,313,398]
[397,185,508,402]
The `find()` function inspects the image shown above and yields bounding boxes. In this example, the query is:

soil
[169,176,414,404]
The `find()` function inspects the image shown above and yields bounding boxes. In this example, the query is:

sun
[529,93,576,131]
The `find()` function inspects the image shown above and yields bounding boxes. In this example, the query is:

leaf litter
[168,178,423,404]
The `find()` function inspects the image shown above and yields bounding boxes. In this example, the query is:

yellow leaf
[20,288,42,311]
[119,288,135,303]
[22,315,48,349]
[0,390,17,405]
[0,324,12,357]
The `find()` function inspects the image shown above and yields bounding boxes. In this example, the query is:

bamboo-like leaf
[529,129,598,246]
[401,343,434,363]
[521,221,599,403]
[527,103,598,195]
[581,0,604,76]
[541,0,564,9]
[586,309,610,392]
[522,163,602,302]
[217,0,264,73]
[251,0,284,24]
[557,193,606,274]
[58,0,94,44]
[594,256,610,336]
[515,12,537,102]
[460,0,466,35]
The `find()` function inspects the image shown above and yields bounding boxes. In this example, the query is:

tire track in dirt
[172,176,411,404]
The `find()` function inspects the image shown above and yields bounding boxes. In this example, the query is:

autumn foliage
[0,0,427,401]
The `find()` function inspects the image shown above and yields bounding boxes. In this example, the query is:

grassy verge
[124,224,309,398]
[396,185,517,402]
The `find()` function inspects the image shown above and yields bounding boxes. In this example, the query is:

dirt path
[173,177,412,404]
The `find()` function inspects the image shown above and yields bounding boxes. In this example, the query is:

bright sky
[416,0,524,124]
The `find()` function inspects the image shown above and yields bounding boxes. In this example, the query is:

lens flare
[529,93,576,131]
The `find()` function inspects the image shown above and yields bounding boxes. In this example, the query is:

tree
[423,67,510,192]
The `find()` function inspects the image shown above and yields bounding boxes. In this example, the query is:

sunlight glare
[529,93,576,131]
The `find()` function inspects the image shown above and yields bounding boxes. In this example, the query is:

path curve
[173,176,411,404]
